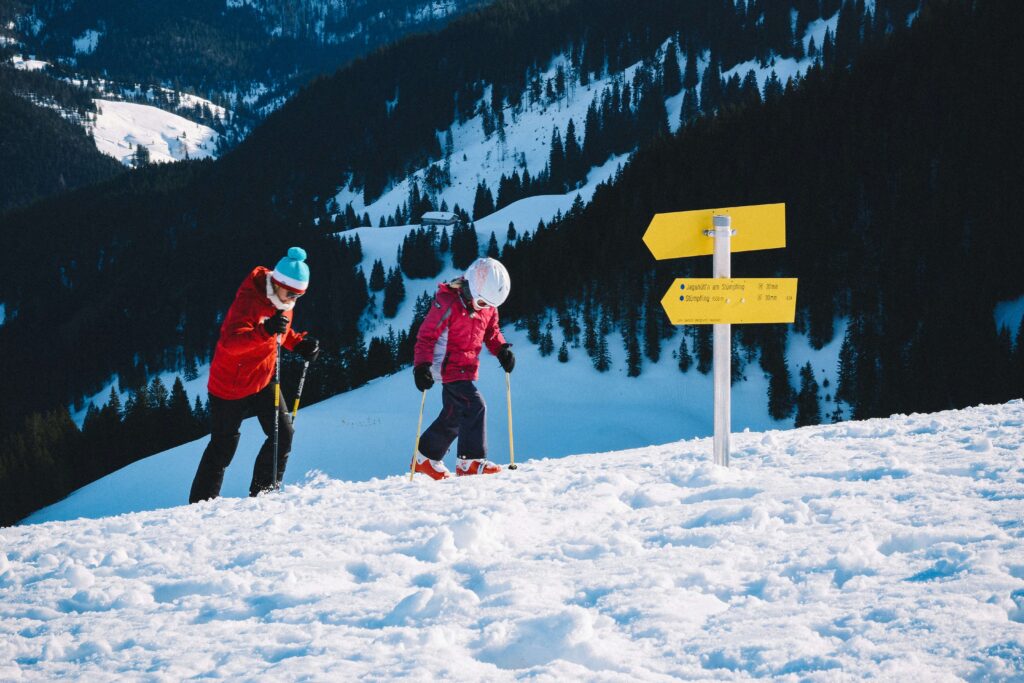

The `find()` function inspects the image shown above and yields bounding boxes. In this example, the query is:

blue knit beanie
[271,246,310,293]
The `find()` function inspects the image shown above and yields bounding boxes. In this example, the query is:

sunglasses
[281,288,305,300]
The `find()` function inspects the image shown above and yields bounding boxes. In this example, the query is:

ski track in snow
[3,401,1023,680]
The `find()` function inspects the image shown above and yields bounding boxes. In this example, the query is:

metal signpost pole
[711,215,732,467]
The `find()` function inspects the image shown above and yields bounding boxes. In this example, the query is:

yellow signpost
[660,278,798,324]
[643,202,786,260]
[642,202,796,468]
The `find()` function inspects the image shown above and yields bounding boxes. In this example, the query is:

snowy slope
[333,16,832,227]
[3,401,1023,679]
[89,99,219,165]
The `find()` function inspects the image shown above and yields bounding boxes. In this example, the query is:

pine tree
[486,232,500,258]
[677,334,692,372]
[594,326,611,373]
[768,369,796,421]
[558,340,569,363]
[584,306,598,358]
[506,221,517,242]
[696,327,713,374]
[148,377,169,411]
[169,377,195,436]
[624,313,642,377]
[369,258,386,291]
[184,355,199,382]
[539,320,555,357]
[643,301,661,363]
[835,322,857,405]
[662,41,682,94]
[193,395,208,428]
[564,118,583,187]
[382,268,405,318]
[682,46,699,92]
[472,181,495,220]
[795,362,822,427]
[548,126,565,192]
[699,58,722,114]
[451,222,480,270]
[763,71,784,101]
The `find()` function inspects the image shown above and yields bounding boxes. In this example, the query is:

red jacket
[414,280,507,383]
[208,267,306,400]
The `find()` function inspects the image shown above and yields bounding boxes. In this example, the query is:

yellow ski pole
[505,372,517,470]
[291,360,309,421]
[408,390,427,481]
[272,337,282,491]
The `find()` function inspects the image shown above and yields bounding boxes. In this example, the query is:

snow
[803,13,840,54]
[70,365,211,429]
[995,295,1024,340]
[72,30,100,55]
[10,54,48,71]
[332,48,644,224]
[89,99,219,165]
[4,400,1023,679]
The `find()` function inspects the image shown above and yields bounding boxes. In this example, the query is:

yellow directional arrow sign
[643,202,786,260]
[661,278,798,324]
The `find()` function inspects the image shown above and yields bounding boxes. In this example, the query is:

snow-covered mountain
[89,99,219,165]
[3,0,488,141]
[331,12,840,226]
[5,400,1022,678]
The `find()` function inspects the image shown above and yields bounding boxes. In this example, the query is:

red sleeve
[414,293,453,366]
[218,297,269,351]
[483,309,507,356]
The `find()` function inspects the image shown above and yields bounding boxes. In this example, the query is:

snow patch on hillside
[995,295,1024,340]
[5,401,1024,679]
[72,29,101,55]
[336,13,834,228]
[10,54,48,70]
[90,99,219,165]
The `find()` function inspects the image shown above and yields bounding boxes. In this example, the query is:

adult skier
[412,257,515,479]
[189,247,320,503]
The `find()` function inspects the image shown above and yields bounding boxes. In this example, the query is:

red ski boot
[414,453,451,480]
[456,458,502,476]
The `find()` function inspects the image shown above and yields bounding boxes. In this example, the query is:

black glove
[294,337,320,363]
[263,311,289,336]
[497,344,515,373]
[414,363,435,392]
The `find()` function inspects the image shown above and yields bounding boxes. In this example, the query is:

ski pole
[505,372,517,470]
[408,390,427,481]
[272,336,281,491]
[291,360,309,421]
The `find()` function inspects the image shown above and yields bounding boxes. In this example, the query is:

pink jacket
[414,281,507,383]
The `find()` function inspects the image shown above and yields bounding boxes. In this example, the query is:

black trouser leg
[189,395,245,503]
[419,381,486,460]
[250,382,294,497]
[418,384,460,461]
[454,382,487,460]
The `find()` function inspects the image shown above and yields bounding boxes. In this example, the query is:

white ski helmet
[464,257,510,308]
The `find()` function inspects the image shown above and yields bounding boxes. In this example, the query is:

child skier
[412,257,515,479]
[189,247,320,503]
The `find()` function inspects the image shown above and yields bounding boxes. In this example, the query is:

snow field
[89,99,219,165]
[2,401,1023,679]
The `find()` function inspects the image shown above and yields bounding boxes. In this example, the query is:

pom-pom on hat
[271,246,310,293]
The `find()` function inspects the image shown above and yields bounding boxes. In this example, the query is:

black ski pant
[418,380,487,461]
[189,381,294,503]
